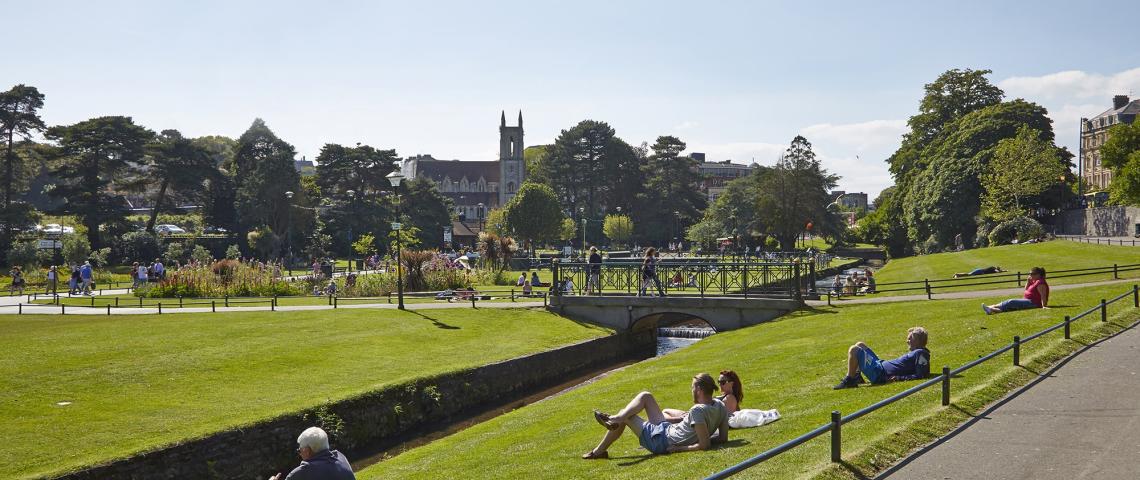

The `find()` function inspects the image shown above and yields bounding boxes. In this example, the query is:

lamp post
[386,171,405,310]
[285,190,294,268]
[477,202,485,231]
[346,189,356,271]
[579,206,588,257]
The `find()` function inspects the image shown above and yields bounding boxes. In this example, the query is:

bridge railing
[551,261,805,299]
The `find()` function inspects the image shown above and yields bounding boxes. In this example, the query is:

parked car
[156,224,187,235]
[203,226,229,234]
[42,224,75,236]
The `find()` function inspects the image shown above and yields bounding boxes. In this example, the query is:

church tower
[499,110,525,205]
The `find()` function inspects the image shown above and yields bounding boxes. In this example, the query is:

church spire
[501,110,506,127]
[518,110,523,128]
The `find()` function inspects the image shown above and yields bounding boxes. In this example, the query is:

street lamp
[579,206,588,256]
[284,190,294,266]
[346,190,356,272]
[385,171,405,310]
[477,202,485,231]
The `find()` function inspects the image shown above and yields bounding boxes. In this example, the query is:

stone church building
[401,111,526,230]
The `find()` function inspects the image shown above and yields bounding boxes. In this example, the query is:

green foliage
[987,216,1044,246]
[142,130,217,233]
[224,244,241,260]
[163,242,186,263]
[191,245,213,265]
[1101,120,1140,204]
[476,232,518,271]
[1,84,47,252]
[602,214,634,246]
[6,240,41,268]
[981,126,1066,221]
[232,119,306,243]
[45,116,155,248]
[559,217,577,241]
[247,226,279,259]
[402,178,454,250]
[502,183,565,249]
[688,171,765,249]
[483,208,508,236]
[314,143,398,197]
[137,261,301,297]
[637,136,707,243]
[303,404,348,449]
[115,231,161,263]
[88,247,110,268]
[60,233,91,265]
[388,226,422,255]
[903,156,982,248]
[353,233,376,256]
[756,136,842,250]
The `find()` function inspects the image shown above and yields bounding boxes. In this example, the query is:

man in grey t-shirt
[582,373,729,459]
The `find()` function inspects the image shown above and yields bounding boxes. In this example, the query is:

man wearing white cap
[269,426,355,480]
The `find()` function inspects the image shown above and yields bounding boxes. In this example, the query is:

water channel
[352,328,712,470]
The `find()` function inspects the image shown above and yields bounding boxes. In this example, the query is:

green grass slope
[871,241,1140,295]
[0,308,610,479]
[359,283,1140,480]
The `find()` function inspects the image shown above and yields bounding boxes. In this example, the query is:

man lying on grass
[953,266,1004,278]
[834,327,930,389]
[583,373,729,459]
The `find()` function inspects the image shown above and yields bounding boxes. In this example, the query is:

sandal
[594,410,621,430]
[581,450,609,460]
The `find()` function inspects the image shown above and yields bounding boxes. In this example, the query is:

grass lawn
[29,292,547,309]
[0,308,610,479]
[358,283,1139,480]
[871,241,1140,296]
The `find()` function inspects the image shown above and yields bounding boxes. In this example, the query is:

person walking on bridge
[638,247,665,297]
[586,247,603,295]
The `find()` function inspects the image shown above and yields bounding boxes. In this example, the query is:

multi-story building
[1081,95,1140,191]
[696,158,756,203]
[829,190,869,211]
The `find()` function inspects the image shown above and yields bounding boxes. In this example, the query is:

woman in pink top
[983,267,1049,314]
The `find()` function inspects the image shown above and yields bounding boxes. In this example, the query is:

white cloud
[799,119,907,152]
[998,67,1140,100]
[674,120,699,131]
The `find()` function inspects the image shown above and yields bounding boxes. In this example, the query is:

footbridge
[550,295,801,332]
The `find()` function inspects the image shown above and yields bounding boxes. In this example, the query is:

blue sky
[5,0,1139,199]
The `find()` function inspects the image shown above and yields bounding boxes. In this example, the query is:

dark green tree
[143,130,217,232]
[1101,120,1140,205]
[46,116,154,248]
[756,136,841,250]
[402,178,454,250]
[688,168,769,250]
[0,85,47,251]
[637,136,707,244]
[314,143,399,196]
[532,120,644,221]
[231,119,307,250]
[502,182,566,254]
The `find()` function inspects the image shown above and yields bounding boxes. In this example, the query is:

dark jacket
[284,449,355,480]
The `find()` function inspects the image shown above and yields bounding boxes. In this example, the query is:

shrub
[224,244,241,260]
[89,247,111,268]
[61,234,91,265]
[116,231,161,264]
[7,241,41,268]
[164,242,186,263]
[247,226,279,260]
[137,260,302,298]
[191,245,213,265]
[988,216,1044,246]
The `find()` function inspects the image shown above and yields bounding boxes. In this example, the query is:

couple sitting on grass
[582,370,780,459]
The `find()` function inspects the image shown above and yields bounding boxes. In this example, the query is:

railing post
[471,295,476,308]
[1016,272,1022,287]
[1064,315,1071,339]
[139,296,143,307]
[924,279,932,300]
[794,263,802,302]
[941,366,950,406]
[212,300,216,313]
[827,291,832,307]
[158,302,162,314]
[1114,263,1119,279]
[1101,299,1107,322]
[743,265,749,299]
[225,295,229,307]
[1013,336,1020,366]
[61,303,65,315]
[552,259,561,297]
[830,410,841,463]
[511,289,515,302]
[115,297,119,307]
[179,296,183,308]
[271,298,276,311]
[1134,285,1139,308]
[107,304,111,315]
[18,303,21,315]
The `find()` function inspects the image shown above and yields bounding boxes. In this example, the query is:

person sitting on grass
[522,279,533,296]
[326,279,338,298]
[582,373,729,459]
[954,266,1004,278]
[983,266,1049,315]
[268,426,355,480]
[517,271,527,286]
[834,327,930,389]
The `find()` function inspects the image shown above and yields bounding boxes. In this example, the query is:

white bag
[729,409,781,429]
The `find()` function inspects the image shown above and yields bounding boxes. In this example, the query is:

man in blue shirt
[834,327,930,389]
[269,427,355,480]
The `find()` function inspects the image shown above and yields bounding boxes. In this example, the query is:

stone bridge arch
[551,296,800,332]
[630,312,716,332]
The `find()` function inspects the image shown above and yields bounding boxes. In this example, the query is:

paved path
[805,278,1139,307]
[876,319,1140,480]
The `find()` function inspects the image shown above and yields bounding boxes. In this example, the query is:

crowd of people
[831,268,876,296]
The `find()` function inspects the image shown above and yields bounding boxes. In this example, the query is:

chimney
[1114,95,1129,109]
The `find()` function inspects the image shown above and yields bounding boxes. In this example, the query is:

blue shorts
[855,346,887,384]
[638,421,671,454]
[998,299,1038,311]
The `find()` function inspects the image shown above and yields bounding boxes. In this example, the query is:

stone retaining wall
[1060,206,1140,236]
[54,331,655,480]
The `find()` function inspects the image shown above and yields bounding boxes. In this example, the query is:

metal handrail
[706,284,1139,479]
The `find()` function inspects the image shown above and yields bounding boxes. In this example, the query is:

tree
[532,120,644,221]
[402,178,453,249]
[232,119,307,248]
[502,183,566,253]
[633,136,707,244]
[142,130,217,232]
[314,143,399,196]
[755,136,841,250]
[483,208,508,236]
[981,126,1066,221]
[0,85,46,251]
[603,214,634,247]
[1101,120,1140,205]
[688,169,767,250]
[61,233,92,265]
[46,116,154,248]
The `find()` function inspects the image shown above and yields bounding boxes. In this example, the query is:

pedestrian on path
[46,265,58,294]
[638,248,665,297]
[586,247,602,295]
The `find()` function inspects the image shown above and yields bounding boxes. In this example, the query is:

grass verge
[0,307,610,479]
[357,283,1139,480]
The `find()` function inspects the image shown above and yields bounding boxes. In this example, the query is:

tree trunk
[146,178,170,233]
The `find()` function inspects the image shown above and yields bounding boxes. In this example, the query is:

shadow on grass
[611,439,751,466]
[875,316,1140,479]
[406,310,461,330]
[838,459,873,480]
